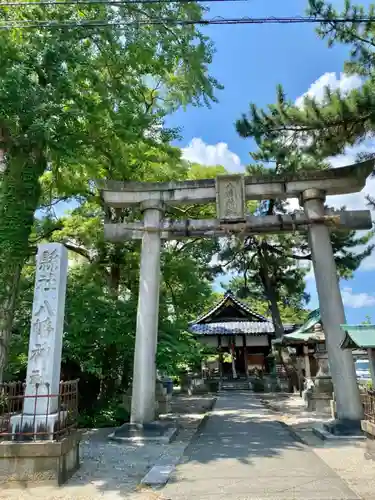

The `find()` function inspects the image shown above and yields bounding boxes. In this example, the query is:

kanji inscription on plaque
[216,174,246,222]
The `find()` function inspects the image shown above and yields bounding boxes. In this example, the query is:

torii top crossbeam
[98,160,373,208]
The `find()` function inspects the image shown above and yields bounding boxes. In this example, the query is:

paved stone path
[259,393,375,500]
[161,392,360,500]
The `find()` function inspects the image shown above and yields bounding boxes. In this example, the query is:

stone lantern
[310,322,334,414]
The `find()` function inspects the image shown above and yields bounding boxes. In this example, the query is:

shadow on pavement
[160,392,360,500]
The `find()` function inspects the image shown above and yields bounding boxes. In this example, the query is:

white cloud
[325,142,375,212]
[295,72,362,108]
[182,138,244,172]
[361,254,375,271]
[325,144,375,273]
[341,287,375,308]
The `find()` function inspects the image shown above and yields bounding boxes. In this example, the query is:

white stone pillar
[131,200,163,424]
[303,345,311,380]
[296,356,303,396]
[367,349,375,388]
[302,189,363,423]
[12,243,68,437]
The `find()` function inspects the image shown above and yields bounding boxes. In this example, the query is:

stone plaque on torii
[98,160,373,434]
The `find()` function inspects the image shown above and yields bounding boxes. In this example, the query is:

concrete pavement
[161,391,359,500]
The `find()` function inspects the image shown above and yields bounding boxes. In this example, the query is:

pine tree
[232,2,375,334]
[236,1,375,160]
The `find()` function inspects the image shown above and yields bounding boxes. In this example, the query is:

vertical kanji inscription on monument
[23,243,68,416]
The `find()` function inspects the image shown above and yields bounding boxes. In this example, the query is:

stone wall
[0,432,81,487]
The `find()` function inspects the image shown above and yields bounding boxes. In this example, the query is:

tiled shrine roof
[272,309,324,346]
[341,324,375,349]
[191,320,277,336]
[189,291,295,336]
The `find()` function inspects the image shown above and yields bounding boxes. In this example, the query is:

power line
[0,16,374,29]
[0,0,252,4]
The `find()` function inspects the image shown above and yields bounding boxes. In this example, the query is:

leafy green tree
[0,3,221,379]
[227,275,309,324]
[362,315,373,325]
[220,232,310,336]
[7,160,223,424]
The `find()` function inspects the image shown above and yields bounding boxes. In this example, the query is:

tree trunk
[258,259,284,338]
[0,265,21,382]
[100,243,122,400]
[258,246,299,390]
[98,343,119,404]
[0,151,46,381]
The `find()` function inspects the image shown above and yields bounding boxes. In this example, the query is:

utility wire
[0,16,374,29]
[1,0,253,5]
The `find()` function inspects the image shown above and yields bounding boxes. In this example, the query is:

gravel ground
[0,395,216,500]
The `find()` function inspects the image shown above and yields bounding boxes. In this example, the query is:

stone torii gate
[99,160,373,431]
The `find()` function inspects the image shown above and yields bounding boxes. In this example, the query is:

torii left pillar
[131,200,164,424]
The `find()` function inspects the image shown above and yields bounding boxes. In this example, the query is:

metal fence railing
[362,389,375,423]
[0,379,78,441]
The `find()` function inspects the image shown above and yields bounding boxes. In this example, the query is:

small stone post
[131,200,163,425]
[296,357,303,396]
[303,345,312,380]
[11,243,68,437]
[218,351,223,389]
[311,350,334,414]
[302,188,363,426]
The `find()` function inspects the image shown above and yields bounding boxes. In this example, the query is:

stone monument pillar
[131,200,164,425]
[302,189,363,428]
[11,243,68,439]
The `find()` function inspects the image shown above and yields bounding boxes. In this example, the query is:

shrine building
[189,290,295,378]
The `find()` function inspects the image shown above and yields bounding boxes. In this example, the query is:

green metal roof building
[272,309,325,348]
[340,325,375,350]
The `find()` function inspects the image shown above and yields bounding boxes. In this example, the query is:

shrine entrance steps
[161,392,358,500]
[220,379,251,391]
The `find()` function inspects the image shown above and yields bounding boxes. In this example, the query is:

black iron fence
[0,379,78,441]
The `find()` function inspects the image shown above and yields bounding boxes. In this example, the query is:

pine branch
[29,221,64,245]
[63,242,93,262]
[264,242,312,261]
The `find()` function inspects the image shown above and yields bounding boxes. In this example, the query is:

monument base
[324,418,363,436]
[10,411,68,441]
[361,420,375,460]
[310,393,332,415]
[313,419,365,440]
[0,431,81,487]
[108,421,178,444]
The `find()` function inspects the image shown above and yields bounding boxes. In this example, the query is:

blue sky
[165,0,375,324]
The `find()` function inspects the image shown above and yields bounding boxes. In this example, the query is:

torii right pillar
[302,188,363,432]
